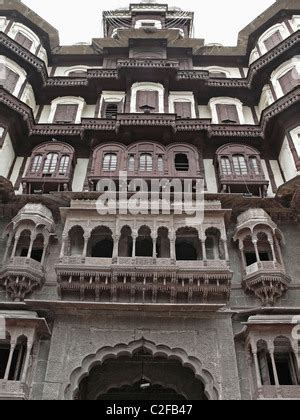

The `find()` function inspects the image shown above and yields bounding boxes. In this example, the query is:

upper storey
[103,1,194,39]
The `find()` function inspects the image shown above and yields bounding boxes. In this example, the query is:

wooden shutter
[279,68,298,95]
[263,31,283,51]
[53,104,78,123]
[15,32,33,50]
[136,91,159,112]
[216,104,239,124]
[174,102,192,118]
[3,68,19,94]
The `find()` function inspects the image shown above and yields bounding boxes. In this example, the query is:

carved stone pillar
[82,233,90,259]
[268,344,282,398]
[252,239,261,264]
[27,233,36,259]
[21,340,34,383]
[132,233,137,258]
[3,233,13,263]
[60,235,68,260]
[239,243,247,270]
[11,235,20,259]
[113,235,120,262]
[169,230,176,262]
[4,340,17,380]
[201,238,207,262]
[41,236,49,266]
[222,238,229,261]
[269,239,277,265]
[152,235,158,259]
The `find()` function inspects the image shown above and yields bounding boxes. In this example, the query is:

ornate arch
[64,339,220,400]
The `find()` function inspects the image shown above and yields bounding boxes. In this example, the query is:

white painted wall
[203,159,218,193]
[53,66,101,77]
[16,157,30,195]
[261,159,273,197]
[270,160,284,188]
[279,136,298,181]
[72,159,89,192]
[9,157,24,187]
[169,91,196,118]
[198,106,212,119]
[82,105,97,119]
[290,126,300,158]
[193,66,242,78]
[0,133,15,178]
[243,107,255,124]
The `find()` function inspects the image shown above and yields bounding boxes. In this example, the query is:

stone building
[0,0,299,400]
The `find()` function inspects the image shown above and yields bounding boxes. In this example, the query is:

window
[157,156,164,172]
[31,155,43,173]
[15,31,33,50]
[128,155,135,172]
[232,155,248,175]
[216,104,240,124]
[53,104,78,123]
[1,67,19,94]
[140,154,153,172]
[103,154,117,172]
[105,103,118,119]
[136,91,159,113]
[279,68,299,95]
[43,153,58,174]
[175,154,189,172]
[59,156,70,175]
[221,157,232,175]
[174,102,192,119]
[249,157,260,175]
[264,31,283,52]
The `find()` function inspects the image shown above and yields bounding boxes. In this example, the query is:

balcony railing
[256,386,300,400]
[242,260,291,306]
[56,256,232,304]
[117,59,180,69]
[0,381,29,400]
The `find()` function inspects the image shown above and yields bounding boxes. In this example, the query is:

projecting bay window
[22,142,75,194]
[215,145,269,197]
[53,104,79,124]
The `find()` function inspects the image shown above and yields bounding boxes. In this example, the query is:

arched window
[232,155,248,175]
[249,157,260,175]
[43,153,58,174]
[175,154,189,172]
[31,155,43,173]
[140,154,153,172]
[103,154,117,172]
[220,157,231,175]
[59,156,70,175]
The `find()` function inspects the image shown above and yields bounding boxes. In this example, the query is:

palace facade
[0,0,299,400]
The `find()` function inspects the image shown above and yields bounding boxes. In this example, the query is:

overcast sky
[22,0,275,46]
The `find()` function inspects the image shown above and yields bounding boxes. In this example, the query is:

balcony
[22,172,73,194]
[0,257,45,301]
[242,261,291,306]
[117,59,179,69]
[0,381,30,400]
[56,257,232,304]
[218,173,269,197]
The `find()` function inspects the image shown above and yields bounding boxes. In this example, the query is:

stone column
[201,238,207,262]
[41,237,49,266]
[21,340,34,383]
[152,235,158,259]
[27,233,36,259]
[11,235,20,259]
[132,233,137,258]
[169,230,176,262]
[268,344,282,398]
[112,235,120,262]
[252,239,261,264]
[222,238,229,261]
[59,235,68,260]
[3,233,13,263]
[4,340,17,380]
[251,344,263,398]
[239,244,247,270]
[82,233,90,259]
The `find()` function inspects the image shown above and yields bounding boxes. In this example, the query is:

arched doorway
[77,348,207,400]
[67,340,219,401]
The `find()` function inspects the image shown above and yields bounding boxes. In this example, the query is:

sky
[22,0,275,46]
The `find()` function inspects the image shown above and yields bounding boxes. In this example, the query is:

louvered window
[232,155,248,175]
[103,154,117,172]
[174,102,192,118]
[216,104,240,124]
[59,156,70,175]
[43,153,58,174]
[1,67,19,94]
[105,103,118,119]
[140,154,153,171]
[136,91,159,112]
[279,68,299,95]
[15,32,33,50]
[221,157,232,175]
[31,155,43,173]
[263,31,282,51]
